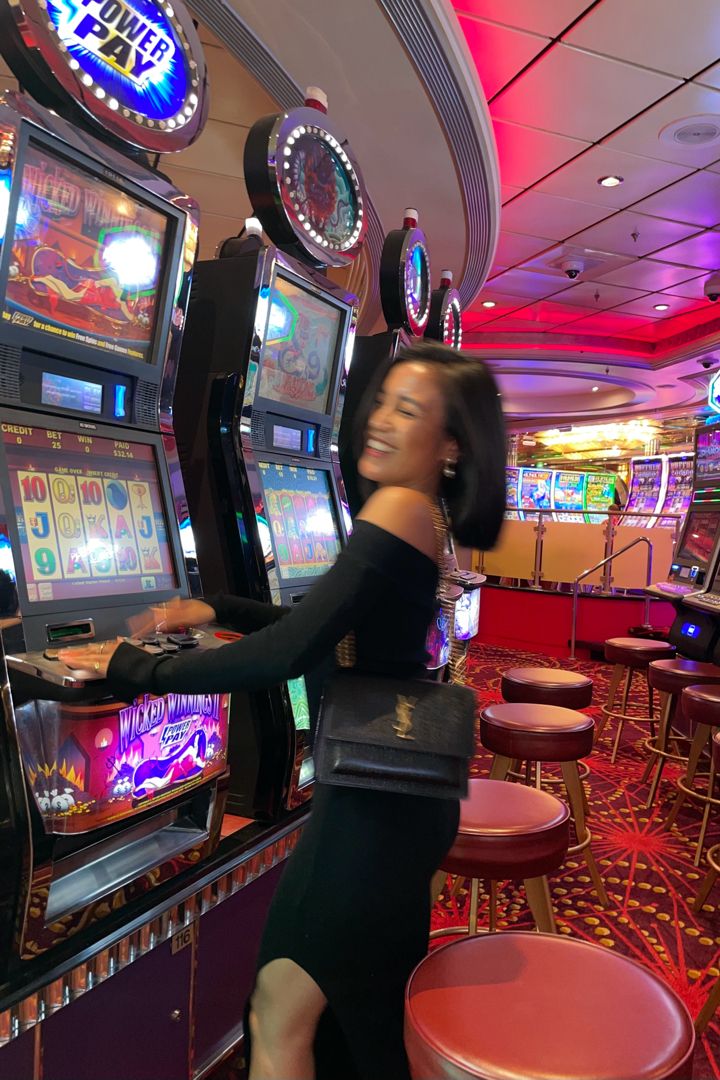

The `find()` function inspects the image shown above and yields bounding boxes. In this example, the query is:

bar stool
[665,684,720,865]
[642,658,720,810]
[595,637,676,763]
[481,703,609,907]
[404,933,696,1080]
[501,667,593,710]
[432,778,570,937]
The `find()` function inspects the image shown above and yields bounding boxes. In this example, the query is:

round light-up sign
[379,211,431,335]
[0,0,208,152]
[427,273,463,349]
[244,92,366,268]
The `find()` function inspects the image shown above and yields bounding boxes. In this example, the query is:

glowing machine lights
[708,369,720,414]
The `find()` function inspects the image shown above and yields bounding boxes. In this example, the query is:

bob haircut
[351,340,507,550]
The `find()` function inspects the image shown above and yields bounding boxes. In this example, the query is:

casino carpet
[430,640,720,1078]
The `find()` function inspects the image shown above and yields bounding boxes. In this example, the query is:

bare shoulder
[356,487,436,561]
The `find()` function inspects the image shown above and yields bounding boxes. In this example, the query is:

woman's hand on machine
[58,639,122,677]
[126,597,216,638]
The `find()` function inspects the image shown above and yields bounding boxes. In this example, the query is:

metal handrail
[569,536,653,659]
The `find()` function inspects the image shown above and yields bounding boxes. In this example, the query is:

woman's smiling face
[358,361,457,495]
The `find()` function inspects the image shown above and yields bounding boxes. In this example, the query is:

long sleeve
[107,522,415,700]
[204,592,289,632]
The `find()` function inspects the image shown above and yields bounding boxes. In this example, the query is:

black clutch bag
[314,499,475,799]
[313,671,476,799]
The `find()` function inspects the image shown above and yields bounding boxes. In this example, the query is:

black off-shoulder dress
[108,521,460,1079]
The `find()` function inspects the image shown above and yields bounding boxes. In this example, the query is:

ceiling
[452,0,720,424]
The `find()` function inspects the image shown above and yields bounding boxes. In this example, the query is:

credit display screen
[258,273,343,415]
[257,461,341,581]
[41,372,103,414]
[3,142,169,363]
[2,423,177,602]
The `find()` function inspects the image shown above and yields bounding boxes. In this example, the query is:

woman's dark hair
[351,340,507,550]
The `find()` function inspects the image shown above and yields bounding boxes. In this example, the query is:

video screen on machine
[519,468,552,517]
[585,472,615,511]
[677,509,720,568]
[3,141,170,363]
[505,467,520,519]
[2,425,178,603]
[696,425,720,482]
[257,461,342,582]
[257,273,344,416]
[552,472,585,512]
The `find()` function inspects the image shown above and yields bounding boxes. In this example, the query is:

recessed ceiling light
[591,385,599,392]
[482,300,496,309]
[597,175,624,187]
[654,303,670,311]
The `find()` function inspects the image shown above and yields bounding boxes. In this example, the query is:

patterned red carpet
[431,640,720,1078]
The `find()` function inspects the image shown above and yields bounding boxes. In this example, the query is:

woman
[60,341,506,1079]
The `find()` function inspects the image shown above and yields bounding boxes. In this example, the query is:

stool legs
[665,722,716,866]
[560,761,610,908]
[610,667,633,764]
[489,754,514,781]
[432,873,556,936]
[694,848,720,912]
[595,662,624,745]
[642,692,675,809]
[524,876,557,933]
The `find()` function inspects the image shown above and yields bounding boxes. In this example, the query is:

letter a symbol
[114,515,131,539]
[67,548,88,574]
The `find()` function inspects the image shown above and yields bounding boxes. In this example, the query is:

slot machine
[173,90,367,814]
[505,466,520,520]
[657,453,694,528]
[622,455,667,527]
[425,269,463,349]
[584,471,616,523]
[518,466,553,521]
[0,18,238,963]
[551,471,585,522]
[339,209,432,517]
[650,423,720,599]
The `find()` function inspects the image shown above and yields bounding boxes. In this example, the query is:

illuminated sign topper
[709,369,720,414]
[0,0,208,152]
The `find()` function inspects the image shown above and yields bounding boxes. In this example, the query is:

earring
[442,460,457,479]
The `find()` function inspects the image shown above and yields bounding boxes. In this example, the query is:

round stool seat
[682,683,720,728]
[404,932,695,1080]
[481,703,594,761]
[604,636,675,667]
[443,778,569,880]
[501,667,593,709]
[648,657,720,696]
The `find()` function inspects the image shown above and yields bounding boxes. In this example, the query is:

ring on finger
[99,642,106,654]
[94,662,100,673]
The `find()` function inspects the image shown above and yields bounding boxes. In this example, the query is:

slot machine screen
[696,424,720,482]
[3,140,171,364]
[519,468,552,513]
[505,467,520,519]
[2,425,178,603]
[552,472,585,512]
[257,273,344,416]
[677,509,720,568]
[257,461,342,582]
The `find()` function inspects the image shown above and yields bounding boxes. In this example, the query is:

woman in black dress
[60,341,506,1079]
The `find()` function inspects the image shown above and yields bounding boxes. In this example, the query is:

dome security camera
[705,273,720,302]
[560,258,584,280]
[700,358,714,370]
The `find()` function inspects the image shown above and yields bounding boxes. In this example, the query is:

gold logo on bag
[393,695,417,739]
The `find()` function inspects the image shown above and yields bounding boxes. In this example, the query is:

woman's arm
[105,520,399,700]
[206,593,289,633]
